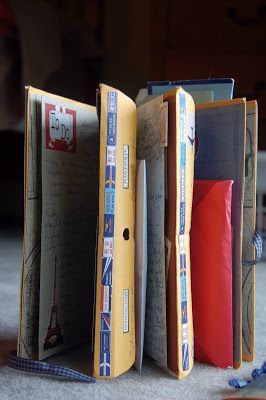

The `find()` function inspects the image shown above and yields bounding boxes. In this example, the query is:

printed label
[100,352,111,376]
[101,285,111,313]
[181,301,188,324]
[104,214,115,237]
[123,289,129,333]
[107,92,117,146]
[180,170,186,202]
[180,143,186,167]
[180,203,186,234]
[104,189,115,214]
[45,103,76,152]
[102,257,113,286]
[182,343,189,371]
[106,146,116,166]
[108,92,117,113]
[123,145,129,189]
[179,235,186,255]
[105,165,116,188]
[100,331,111,353]
[182,323,188,343]
[100,313,111,331]
[180,276,187,302]
[103,238,114,258]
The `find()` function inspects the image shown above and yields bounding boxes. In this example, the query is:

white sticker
[179,234,185,254]
[182,323,188,343]
[103,238,114,258]
[123,145,129,189]
[102,286,110,312]
[106,146,116,166]
[123,289,129,333]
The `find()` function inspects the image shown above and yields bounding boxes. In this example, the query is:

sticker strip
[100,91,117,376]
[179,93,189,371]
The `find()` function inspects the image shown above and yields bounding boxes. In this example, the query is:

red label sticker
[45,103,76,152]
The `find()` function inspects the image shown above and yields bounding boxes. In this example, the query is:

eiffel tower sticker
[43,254,64,351]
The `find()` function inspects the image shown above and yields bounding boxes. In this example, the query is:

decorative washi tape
[100,91,118,377]
[179,93,189,372]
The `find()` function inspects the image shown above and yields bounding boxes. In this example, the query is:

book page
[137,96,167,368]
[38,96,99,359]
[18,91,42,358]
[242,101,257,361]
[134,160,147,372]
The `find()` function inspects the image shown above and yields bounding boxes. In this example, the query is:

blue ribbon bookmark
[7,351,96,383]
[242,231,263,267]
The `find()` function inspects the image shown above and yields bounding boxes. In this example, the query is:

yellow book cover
[93,84,137,378]
[163,88,195,378]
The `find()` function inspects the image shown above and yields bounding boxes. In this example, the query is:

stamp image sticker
[102,257,113,286]
[106,146,116,166]
[104,189,115,214]
[100,313,111,331]
[103,238,114,258]
[101,285,111,313]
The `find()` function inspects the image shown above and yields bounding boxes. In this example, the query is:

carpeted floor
[0,227,265,400]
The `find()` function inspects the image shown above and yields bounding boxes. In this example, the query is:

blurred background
[0,0,266,254]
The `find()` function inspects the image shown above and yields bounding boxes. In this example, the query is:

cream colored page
[18,91,42,358]
[137,96,167,367]
[38,96,99,359]
[134,160,147,372]
[242,101,257,361]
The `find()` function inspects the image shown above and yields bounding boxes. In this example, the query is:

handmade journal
[9,79,260,382]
